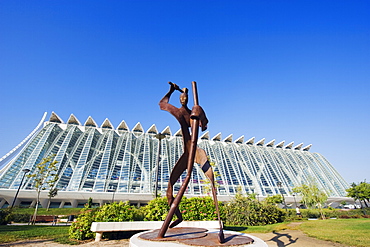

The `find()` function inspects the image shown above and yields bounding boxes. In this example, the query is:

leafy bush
[179,197,224,221]
[141,196,223,221]
[223,194,285,226]
[7,213,31,223]
[69,209,97,240]
[283,207,370,220]
[69,201,142,240]
[263,195,283,205]
[0,208,13,225]
[95,201,143,222]
[141,197,169,221]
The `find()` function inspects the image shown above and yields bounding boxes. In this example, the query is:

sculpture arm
[159,82,182,112]
[191,105,208,131]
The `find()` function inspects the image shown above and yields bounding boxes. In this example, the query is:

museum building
[0,112,349,208]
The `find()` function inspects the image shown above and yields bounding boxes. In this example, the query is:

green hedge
[0,208,13,225]
[141,196,224,221]
[223,194,285,226]
[69,201,142,240]
[67,196,370,241]
[69,196,285,240]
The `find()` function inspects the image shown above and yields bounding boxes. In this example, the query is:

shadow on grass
[224,226,248,231]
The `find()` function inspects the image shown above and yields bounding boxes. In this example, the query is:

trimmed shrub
[141,197,169,221]
[95,201,143,222]
[179,196,224,221]
[141,196,224,222]
[223,194,285,226]
[69,208,97,240]
[7,213,31,223]
[69,201,142,240]
[0,208,13,225]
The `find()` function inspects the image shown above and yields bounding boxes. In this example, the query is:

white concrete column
[40,199,48,209]
[30,200,37,208]
[95,232,102,242]
[0,199,6,208]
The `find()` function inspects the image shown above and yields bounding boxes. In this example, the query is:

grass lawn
[1,219,369,246]
[0,225,77,244]
[300,218,370,247]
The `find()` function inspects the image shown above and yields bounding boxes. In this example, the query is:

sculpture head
[180,88,188,106]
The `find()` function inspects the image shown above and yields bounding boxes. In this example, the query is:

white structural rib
[174,128,182,137]
[101,118,113,129]
[161,126,172,137]
[246,137,255,145]
[256,138,265,146]
[67,114,81,125]
[200,131,210,140]
[132,122,144,134]
[223,134,233,143]
[49,112,63,123]
[276,140,285,148]
[212,133,222,141]
[146,124,158,134]
[302,144,312,151]
[234,135,244,144]
[0,112,47,164]
[285,141,294,149]
[84,116,97,127]
[266,139,275,147]
[117,120,129,131]
[294,143,303,150]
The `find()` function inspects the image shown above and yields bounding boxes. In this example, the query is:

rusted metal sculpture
[157,81,225,243]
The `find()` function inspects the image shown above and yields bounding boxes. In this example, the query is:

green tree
[346,181,370,208]
[264,194,283,205]
[27,154,59,224]
[46,187,58,211]
[292,180,328,220]
[223,193,285,226]
[86,197,93,208]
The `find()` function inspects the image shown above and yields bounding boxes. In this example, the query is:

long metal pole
[11,169,30,208]
[154,133,165,198]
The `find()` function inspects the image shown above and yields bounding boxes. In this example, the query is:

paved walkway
[249,222,347,247]
[251,230,347,247]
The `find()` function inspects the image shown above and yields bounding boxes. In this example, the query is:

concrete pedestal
[130,229,268,247]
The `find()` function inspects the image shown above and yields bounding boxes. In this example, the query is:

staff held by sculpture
[157,81,224,243]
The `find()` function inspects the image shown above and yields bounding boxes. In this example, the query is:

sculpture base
[130,228,268,247]
[139,227,208,241]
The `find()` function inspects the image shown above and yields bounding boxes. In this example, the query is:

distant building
[0,112,348,208]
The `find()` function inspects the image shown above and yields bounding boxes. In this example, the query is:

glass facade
[0,112,349,198]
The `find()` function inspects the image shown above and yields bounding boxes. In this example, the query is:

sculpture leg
[196,148,225,243]
[164,154,188,230]
[166,182,183,228]
[158,120,199,239]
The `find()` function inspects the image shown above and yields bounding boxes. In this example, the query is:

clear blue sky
[0,1,369,184]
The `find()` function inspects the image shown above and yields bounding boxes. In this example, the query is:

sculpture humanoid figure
[157,82,224,243]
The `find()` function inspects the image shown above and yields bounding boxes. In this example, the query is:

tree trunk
[31,191,41,225]
[318,204,326,220]
[46,196,51,211]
